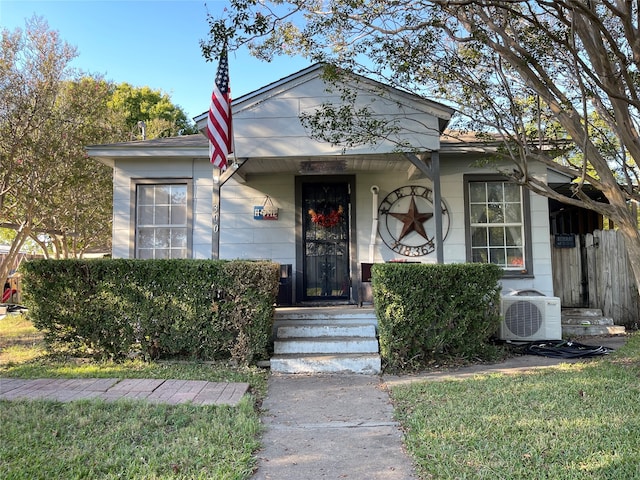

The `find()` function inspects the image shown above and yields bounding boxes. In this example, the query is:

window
[464,176,532,275]
[135,182,189,259]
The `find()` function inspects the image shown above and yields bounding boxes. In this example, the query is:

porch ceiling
[236,153,417,177]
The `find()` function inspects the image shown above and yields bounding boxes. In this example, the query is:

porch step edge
[274,319,378,329]
[270,353,382,374]
[561,308,604,317]
[274,337,379,354]
[275,308,376,322]
[277,324,377,338]
[561,316,615,326]
[562,324,626,336]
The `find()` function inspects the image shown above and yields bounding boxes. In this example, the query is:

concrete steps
[561,308,626,337]
[270,307,381,374]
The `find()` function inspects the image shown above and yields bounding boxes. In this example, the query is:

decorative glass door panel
[303,183,350,300]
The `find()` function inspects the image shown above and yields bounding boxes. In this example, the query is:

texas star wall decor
[378,185,450,257]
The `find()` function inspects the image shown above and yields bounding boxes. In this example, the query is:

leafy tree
[1,16,198,286]
[28,77,126,260]
[109,83,198,139]
[204,0,640,297]
[0,16,79,283]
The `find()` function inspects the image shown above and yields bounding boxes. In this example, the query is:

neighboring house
[87,63,558,306]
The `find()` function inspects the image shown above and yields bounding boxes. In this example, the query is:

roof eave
[86,146,208,167]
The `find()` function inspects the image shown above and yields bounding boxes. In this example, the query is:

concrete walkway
[251,374,418,480]
[0,377,249,405]
[250,359,590,480]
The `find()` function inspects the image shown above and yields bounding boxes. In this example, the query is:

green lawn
[1,314,268,480]
[390,333,640,479]
[0,313,46,364]
[3,314,639,479]
[1,399,261,479]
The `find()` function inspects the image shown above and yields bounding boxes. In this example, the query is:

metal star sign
[378,185,450,257]
[389,195,434,241]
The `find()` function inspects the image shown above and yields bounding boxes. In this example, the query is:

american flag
[207,47,232,171]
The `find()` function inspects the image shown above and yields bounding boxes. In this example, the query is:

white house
[87,63,556,306]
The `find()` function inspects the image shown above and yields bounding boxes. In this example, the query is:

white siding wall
[439,159,555,296]
[192,161,215,259]
[355,172,464,265]
[111,158,211,259]
[353,162,554,296]
[233,76,442,157]
[111,163,132,259]
[112,158,554,296]
[219,175,296,266]
[522,173,555,296]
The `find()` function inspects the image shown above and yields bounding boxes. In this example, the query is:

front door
[301,181,351,301]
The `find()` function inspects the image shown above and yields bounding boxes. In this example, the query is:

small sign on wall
[554,234,576,248]
[254,196,279,221]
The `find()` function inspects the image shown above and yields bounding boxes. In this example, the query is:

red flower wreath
[309,204,344,228]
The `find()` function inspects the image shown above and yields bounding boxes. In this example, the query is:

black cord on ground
[518,340,613,358]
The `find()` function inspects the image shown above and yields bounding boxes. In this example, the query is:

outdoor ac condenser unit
[500,295,562,341]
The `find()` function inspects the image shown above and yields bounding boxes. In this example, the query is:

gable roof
[193,63,455,158]
[87,63,460,172]
[194,63,455,133]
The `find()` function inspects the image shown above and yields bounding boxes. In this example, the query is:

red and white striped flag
[206,47,232,171]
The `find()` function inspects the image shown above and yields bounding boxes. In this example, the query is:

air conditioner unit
[500,296,562,341]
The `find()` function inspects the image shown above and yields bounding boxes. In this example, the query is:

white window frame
[132,179,192,259]
[464,175,533,277]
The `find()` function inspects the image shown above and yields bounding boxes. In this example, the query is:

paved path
[0,378,249,405]
[251,374,418,480]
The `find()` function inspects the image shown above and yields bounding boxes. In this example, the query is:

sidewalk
[0,377,248,405]
[251,374,418,480]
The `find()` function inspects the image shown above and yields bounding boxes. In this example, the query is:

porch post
[403,151,444,263]
[211,168,221,259]
[432,151,444,264]
[211,160,247,259]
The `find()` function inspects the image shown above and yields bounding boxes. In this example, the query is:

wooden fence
[551,230,640,329]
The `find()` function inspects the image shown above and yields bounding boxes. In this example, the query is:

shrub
[373,263,503,371]
[20,259,280,364]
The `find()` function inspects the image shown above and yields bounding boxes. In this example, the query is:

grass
[390,333,640,479]
[0,313,46,364]
[0,314,268,394]
[4,314,640,479]
[0,314,268,480]
[1,399,260,479]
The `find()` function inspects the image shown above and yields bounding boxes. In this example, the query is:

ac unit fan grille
[504,300,543,338]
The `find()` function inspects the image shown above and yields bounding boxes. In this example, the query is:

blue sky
[1,0,311,121]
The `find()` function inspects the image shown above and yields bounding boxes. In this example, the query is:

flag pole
[212,169,220,259]
[206,43,232,259]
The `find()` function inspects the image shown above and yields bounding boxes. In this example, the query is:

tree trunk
[615,212,640,301]
[0,228,30,288]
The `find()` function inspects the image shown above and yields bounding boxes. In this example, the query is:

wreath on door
[308,202,344,228]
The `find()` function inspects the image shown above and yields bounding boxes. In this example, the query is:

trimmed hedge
[20,259,280,364]
[372,263,503,371]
